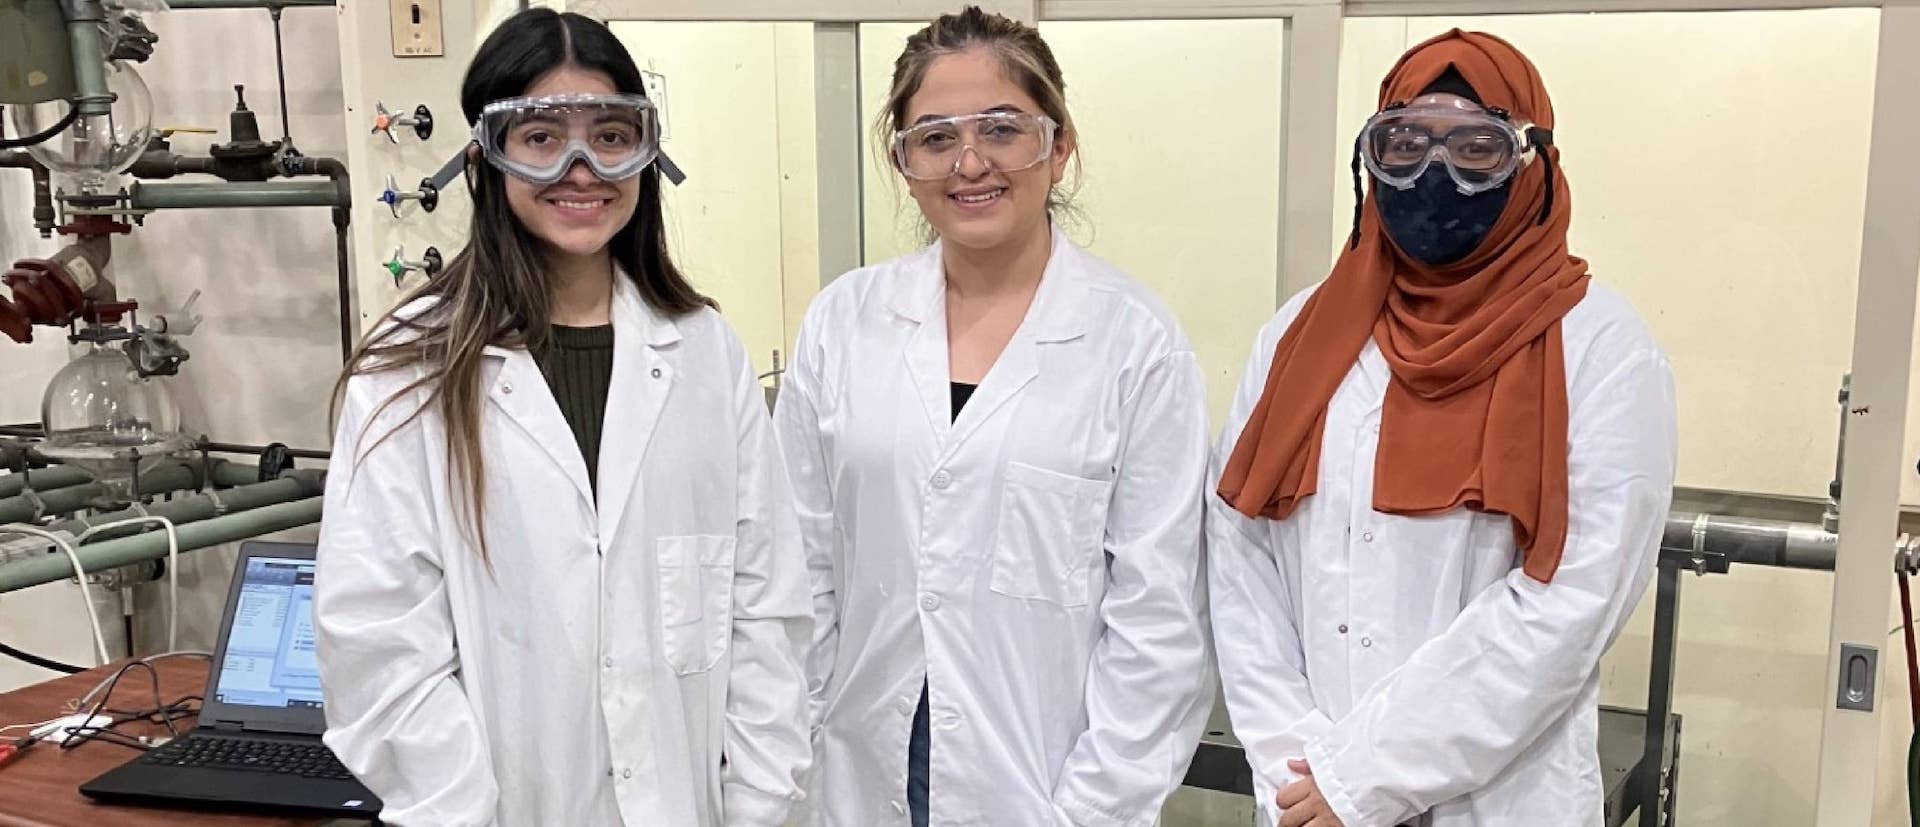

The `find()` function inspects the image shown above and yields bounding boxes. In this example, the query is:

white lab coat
[314,273,813,827]
[774,231,1215,827]
[1208,282,1677,827]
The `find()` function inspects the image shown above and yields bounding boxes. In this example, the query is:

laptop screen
[211,556,324,710]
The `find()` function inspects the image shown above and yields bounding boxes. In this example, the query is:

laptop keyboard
[141,735,357,781]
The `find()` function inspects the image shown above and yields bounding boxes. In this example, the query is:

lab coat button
[622,768,633,780]
[651,368,662,379]
[1361,637,1373,648]
[1337,624,1349,634]
[920,594,941,612]
[930,470,952,490]
[604,656,614,669]
[501,382,513,394]
[1362,531,1375,543]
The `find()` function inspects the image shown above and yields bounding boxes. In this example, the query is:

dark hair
[333,9,706,560]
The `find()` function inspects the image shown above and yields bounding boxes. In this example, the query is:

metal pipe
[0,466,92,498]
[1662,511,1839,571]
[0,497,322,594]
[128,180,344,210]
[126,150,218,180]
[62,0,113,117]
[334,211,354,361]
[163,0,334,8]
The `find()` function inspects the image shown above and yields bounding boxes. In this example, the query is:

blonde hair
[874,6,1084,238]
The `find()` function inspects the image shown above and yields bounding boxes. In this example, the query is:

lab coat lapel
[892,244,956,442]
[485,346,595,513]
[597,273,680,540]
[942,231,1089,462]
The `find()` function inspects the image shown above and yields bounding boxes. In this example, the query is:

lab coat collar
[893,227,1091,456]
[481,269,683,527]
[883,227,1091,344]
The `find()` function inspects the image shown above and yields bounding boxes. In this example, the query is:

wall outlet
[389,0,445,58]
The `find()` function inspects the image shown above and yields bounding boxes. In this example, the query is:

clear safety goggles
[472,93,685,186]
[1361,98,1538,195]
[890,112,1059,181]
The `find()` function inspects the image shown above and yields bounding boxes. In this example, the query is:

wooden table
[0,658,358,827]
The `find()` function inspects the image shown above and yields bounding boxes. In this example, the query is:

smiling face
[898,47,1074,254]
[502,66,641,260]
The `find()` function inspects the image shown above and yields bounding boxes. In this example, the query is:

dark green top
[535,324,614,493]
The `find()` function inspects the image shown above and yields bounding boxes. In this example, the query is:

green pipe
[0,466,92,498]
[47,473,323,540]
[0,462,209,523]
[0,497,322,593]
[63,0,112,117]
[164,0,334,7]
[129,180,344,210]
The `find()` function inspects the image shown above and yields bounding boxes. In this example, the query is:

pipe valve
[371,102,434,144]
[377,174,440,217]
[383,246,443,287]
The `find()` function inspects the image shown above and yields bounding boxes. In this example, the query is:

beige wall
[1340,10,1880,826]
[609,22,818,379]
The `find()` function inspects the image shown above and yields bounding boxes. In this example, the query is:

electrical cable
[0,640,85,674]
[0,525,112,665]
[73,651,211,713]
[77,516,181,651]
[59,659,174,753]
[0,104,80,151]
[1900,563,1920,826]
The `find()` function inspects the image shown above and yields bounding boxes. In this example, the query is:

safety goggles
[472,93,685,186]
[1360,98,1539,195]
[890,111,1059,182]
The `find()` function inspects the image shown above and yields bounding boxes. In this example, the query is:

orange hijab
[1217,30,1591,583]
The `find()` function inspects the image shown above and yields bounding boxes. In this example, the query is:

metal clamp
[203,485,228,517]
[19,486,46,523]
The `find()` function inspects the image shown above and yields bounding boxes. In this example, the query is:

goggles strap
[1530,127,1555,226]
[656,150,687,186]
[1349,132,1366,251]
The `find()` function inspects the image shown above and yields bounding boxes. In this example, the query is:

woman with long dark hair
[313,11,811,826]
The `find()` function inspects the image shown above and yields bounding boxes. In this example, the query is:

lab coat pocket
[657,535,737,675]
[990,462,1112,608]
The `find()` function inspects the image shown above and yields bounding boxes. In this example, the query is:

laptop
[81,541,382,819]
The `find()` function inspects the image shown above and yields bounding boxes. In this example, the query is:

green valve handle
[383,245,443,287]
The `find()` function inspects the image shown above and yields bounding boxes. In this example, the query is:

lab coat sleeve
[720,337,815,827]
[1207,332,1336,827]
[314,372,499,827]
[1051,349,1216,827]
[1303,346,1678,827]
[770,319,838,735]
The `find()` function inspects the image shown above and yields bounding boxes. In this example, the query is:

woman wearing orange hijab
[1207,31,1677,827]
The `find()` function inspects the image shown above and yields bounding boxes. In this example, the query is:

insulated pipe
[0,466,92,498]
[0,497,322,594]
[1662,511,1839,571]
[45,471,323,540]
[129,180,344,210]
[0,462,213,524]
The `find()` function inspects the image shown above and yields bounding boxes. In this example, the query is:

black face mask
[1375,165,1511,267]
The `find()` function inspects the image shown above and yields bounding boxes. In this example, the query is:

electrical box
[388,0,445,58]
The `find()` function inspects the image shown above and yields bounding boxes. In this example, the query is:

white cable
[0,524,111,667]
[77,516,180,652]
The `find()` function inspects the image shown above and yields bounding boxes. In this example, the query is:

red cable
[1898,568,1919,727]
